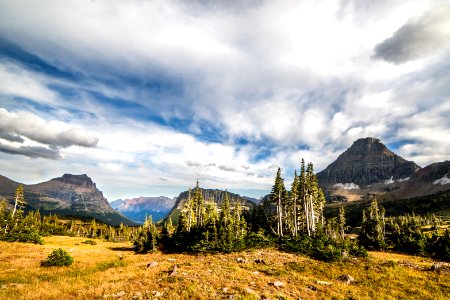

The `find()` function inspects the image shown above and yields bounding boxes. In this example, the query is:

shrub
[81,239,97,245]
[133,228,157,253]
[41,248,74,267]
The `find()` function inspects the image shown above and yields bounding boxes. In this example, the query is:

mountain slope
[390,160,450,199]
[114,196,176,223]
[0,174,137,226]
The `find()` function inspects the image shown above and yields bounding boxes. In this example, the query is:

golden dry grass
[0,236,449,300]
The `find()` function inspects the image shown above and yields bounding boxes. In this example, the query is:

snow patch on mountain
[333,183,360,190]
[433,175,450,185]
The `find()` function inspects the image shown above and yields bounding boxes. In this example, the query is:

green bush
[81,239,97,245]
[41,248,74,267]
[133,228,157,253]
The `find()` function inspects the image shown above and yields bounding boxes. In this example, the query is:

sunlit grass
[0,236,449,299]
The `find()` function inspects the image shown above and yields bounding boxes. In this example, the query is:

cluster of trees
[359,198,450,260]
[0,185,139,244]
[149,181,250,253]
[143,161,367,262]
[267,160,326,237]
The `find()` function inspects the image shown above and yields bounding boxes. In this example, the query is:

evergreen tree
[270,168,287,237]
[290,170,300,236]
[360,198,385,249]
[218,192,233,249]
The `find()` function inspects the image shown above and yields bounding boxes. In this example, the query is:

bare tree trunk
[293,196,298,237]
[12,193,19,218]
[277,190,283,237]
[305,195,310,237]
[309,195,315,235]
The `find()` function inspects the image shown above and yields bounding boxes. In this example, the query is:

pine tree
[360,198,385,249]
[290,170,300,236]
[271,168,287,237]
[219,192,233,249]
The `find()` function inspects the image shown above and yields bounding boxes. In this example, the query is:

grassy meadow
[0,236,449,300]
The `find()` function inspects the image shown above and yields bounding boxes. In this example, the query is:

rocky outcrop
[30,174,114,212]
[317,137,421,187]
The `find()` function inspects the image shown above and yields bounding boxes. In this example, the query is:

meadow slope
[0,236,449,300]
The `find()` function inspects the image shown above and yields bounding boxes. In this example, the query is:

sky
[0,0,449,201]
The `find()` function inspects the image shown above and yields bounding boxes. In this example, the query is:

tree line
[0,185,139,244]
[1,160,449,262]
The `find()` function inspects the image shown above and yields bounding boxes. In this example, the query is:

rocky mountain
[317,137,421,188]
[317,137,450,203]
[0,174,137,226]
[113,196,176,223]
[389,160,450,200]
[166,188,258,224]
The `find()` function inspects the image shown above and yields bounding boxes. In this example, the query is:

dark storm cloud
[0,142,61,159]
[373,6,450,64]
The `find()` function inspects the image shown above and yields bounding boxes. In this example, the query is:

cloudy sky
[0,0,449,200]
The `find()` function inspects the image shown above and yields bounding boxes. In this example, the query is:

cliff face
[0,174,136,226]
[30,174,114,212]
[317,137,421,187]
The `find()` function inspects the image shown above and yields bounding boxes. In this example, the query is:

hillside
[0,235,448,300]
[0,174,136,226]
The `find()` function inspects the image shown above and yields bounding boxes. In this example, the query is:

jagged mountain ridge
[0,174,136,226]
[113,196,176,223]
[317,137,421,187]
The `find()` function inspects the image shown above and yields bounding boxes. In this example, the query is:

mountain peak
[317,137,420,187]
[53,174,95,187]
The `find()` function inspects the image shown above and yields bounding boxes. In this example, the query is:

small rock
[245,288,258,296]
[336,274,355,285]
[147,261,158,268]
[431,262,445,271]
[254,258,266,264]
[273,281,285,287]
[169,264,177,276]
[152,291,163,297]
[114,291,127,297]
[167,258,176,261]
[236,257,247,263]
[316,281,332,286]
[252,271,260,275]
[307,285,317,291]
[398,260,422,270]
[117,254,123,260]
[222,287,229,293]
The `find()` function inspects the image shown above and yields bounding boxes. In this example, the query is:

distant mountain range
[317,137,449,203]
[0,174,136,226]
[111,196,176,223]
